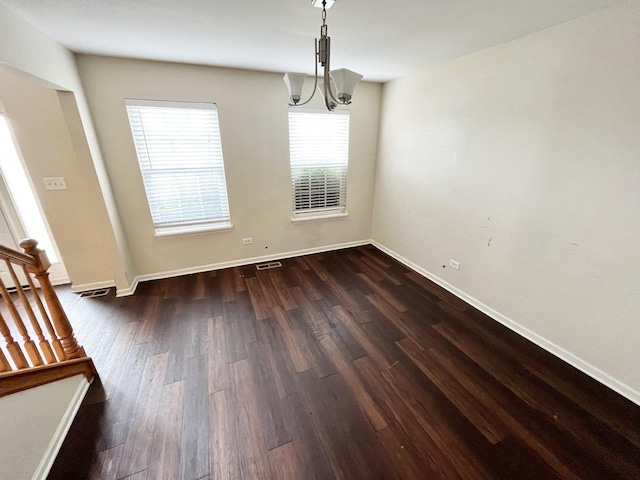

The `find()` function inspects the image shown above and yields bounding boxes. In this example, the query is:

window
[125,100,231,236]
[288,108,349,220]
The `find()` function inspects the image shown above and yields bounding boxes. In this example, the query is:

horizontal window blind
[125,100,231,234]
[288,109,349,215]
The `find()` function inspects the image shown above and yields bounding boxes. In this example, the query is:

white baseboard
[71,280,116,294]
[371,240,640,407]
[33,376,91,480]
[50,277,70,287]
[116,277,139,297]
[116,239,371,297]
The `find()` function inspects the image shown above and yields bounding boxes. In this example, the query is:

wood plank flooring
[47,245,640,479]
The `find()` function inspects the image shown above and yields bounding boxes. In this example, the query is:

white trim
[116,239,370,297]
[50,276,70,287]
[116,276,139,297]
[154,222,233,238]
[71,279,116,294]
[291,211,349,223]
[32,376,91,480]
[371,240,640,407]
[124,99,217,110]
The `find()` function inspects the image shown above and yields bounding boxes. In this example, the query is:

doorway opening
[0,115,68,285]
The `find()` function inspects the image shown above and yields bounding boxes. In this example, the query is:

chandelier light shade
[283,73,308,105]
[329,68,364,104]
[284,0,363,111]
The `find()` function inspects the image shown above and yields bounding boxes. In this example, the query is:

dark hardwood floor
[48,245,640,479]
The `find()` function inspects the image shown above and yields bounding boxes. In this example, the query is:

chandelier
[283,0,363,111]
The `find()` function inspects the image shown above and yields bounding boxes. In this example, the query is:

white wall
[0,4,77,92]
[373,1,640,401]
[0,375,89,480]
[0,4,133,292]
[76,56,381,278]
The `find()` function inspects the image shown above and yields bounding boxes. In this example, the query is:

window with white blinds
[288,108,349,219]
[125,100,231,235]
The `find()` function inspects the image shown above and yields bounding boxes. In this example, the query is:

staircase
[0,238,96,479]
[0,238,95,392]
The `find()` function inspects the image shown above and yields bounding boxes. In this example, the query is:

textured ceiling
[0,0,626,82]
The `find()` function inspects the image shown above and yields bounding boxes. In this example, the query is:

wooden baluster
[0,307,28,370]
[5,259,56,364]
[23,265,65,362]
[19,239,85,360]
[0,347,10,372]
[0,276,43,366]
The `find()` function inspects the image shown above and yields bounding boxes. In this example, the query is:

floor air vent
[79,288,111,298]
[256,261,283,270]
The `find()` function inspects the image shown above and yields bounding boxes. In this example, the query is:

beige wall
[0,70,129,289]
[76,56,381,277]
[0,4,134,292]
[373,2,640,400]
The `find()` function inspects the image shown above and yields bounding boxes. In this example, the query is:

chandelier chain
[321,3,327,38]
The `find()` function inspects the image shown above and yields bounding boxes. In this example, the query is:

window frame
[287,108,350,223]
[125,99,232,237]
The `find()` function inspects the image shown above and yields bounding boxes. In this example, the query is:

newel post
[19,238,85,360]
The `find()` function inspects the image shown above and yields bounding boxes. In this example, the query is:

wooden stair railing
[0,238,96,397]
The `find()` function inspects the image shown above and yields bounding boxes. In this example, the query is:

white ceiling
[0,0,626,82]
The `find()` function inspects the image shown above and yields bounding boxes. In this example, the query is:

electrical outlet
[43,177,67,190]
[449,259,460,270]
[242,237,252,245]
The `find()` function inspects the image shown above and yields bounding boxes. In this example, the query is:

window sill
[154,222,233,238]
[291,211,349,223]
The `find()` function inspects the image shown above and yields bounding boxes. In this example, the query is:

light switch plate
[43,177,67,190]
